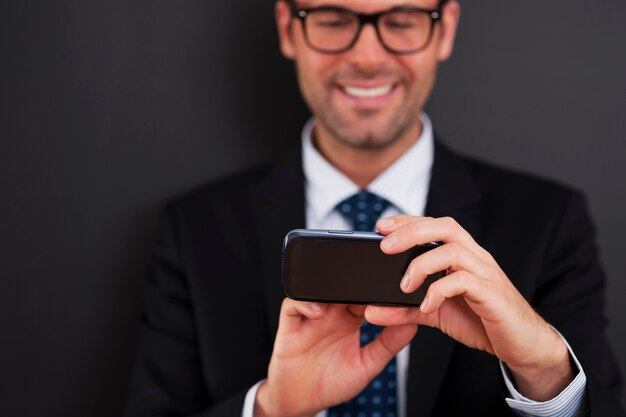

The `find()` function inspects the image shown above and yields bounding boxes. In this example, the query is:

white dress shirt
[242,113,587,417]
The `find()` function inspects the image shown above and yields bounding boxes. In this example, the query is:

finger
[401,242,490,294]
[279,298,326,334]
[420,270,492,314]
[380,216,482,255]
[364,306,425,327]
[360,324,418,378]
[347,304,367,318]
[376,215,432,234]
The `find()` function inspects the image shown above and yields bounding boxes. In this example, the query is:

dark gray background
[1,1,624,416]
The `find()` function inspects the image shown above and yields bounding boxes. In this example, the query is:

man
[124,0,624,416]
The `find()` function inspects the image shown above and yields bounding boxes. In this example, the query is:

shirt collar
[302,113,434,225]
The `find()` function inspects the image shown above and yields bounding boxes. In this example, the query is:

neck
[313,122,423,189]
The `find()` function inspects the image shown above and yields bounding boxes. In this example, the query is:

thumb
[278,298,326,336]
[360,324,417,379]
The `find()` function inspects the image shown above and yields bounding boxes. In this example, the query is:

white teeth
[344,84,393,98]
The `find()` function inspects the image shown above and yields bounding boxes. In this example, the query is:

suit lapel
[406,139,485,416]
[251,145,306,338]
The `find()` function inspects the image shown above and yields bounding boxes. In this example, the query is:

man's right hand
[254,298,417,417]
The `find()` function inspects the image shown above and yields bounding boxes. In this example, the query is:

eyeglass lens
[304,9,435,53]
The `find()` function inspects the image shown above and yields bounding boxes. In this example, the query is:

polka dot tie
[336,190,390,233]
[329,191,398,417]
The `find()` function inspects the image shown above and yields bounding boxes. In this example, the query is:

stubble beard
[317,101,419,151]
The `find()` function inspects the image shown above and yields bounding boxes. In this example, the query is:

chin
[337,131,401,151]
[319,106,415,151]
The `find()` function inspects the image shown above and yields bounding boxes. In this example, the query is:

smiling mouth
[342,84,395,99]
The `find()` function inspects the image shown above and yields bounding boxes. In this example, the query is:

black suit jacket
[124,140,623,416]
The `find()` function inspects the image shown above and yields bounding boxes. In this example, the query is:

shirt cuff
[500,328,588,417]
[242,380,327,417]
[242,380,265,417]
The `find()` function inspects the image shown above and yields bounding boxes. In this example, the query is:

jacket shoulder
[169,165,271,214]
[461,153,584,205]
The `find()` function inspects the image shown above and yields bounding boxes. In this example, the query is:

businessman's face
[276,0,460,150]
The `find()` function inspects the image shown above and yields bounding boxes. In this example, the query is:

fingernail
[420,297,430,312]
[378,218,394,229]
[382,235,397,249]
[309,303,321,313]
[401,274,411,291]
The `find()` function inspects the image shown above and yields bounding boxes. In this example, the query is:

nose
[345,23,389,69]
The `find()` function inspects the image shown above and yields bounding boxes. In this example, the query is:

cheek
[399,54,439,99]
[400,48,437,81]
[294,57,327,113]
[295,53,340,96]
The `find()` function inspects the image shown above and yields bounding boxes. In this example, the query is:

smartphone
[282,229,445,306]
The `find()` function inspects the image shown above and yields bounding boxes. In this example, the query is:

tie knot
[337,191,391,232]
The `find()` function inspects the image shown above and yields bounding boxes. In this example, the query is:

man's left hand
[367,215,575,402]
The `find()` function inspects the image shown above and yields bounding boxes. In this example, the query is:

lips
[343,84,394,99]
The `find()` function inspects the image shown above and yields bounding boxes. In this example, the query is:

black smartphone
[282,229,445,306]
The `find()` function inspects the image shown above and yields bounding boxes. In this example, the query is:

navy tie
[329,190,398,417]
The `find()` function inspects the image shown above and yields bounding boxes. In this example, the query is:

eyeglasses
[291,5,443,55]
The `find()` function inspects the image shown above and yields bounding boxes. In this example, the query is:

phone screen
[282,230,444,306]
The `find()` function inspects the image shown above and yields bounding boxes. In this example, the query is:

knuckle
[454,270,471,287]
[408,257,423,276]
[442,216,467,240]
[441,216,459,229]
[462,229,475,243]
[446,242,464,261]
[408,220,422,237]
[429,278,444,295]
[395,214,412,224]
[474,277,490,299]
[482,249,496,263]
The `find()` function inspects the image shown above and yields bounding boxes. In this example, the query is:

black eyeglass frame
[291,4,443,55]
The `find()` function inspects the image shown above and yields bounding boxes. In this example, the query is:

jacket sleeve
[123,204,248,417]
[533,190,623,417]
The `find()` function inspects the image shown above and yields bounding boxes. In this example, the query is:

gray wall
[1,1,624,416]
